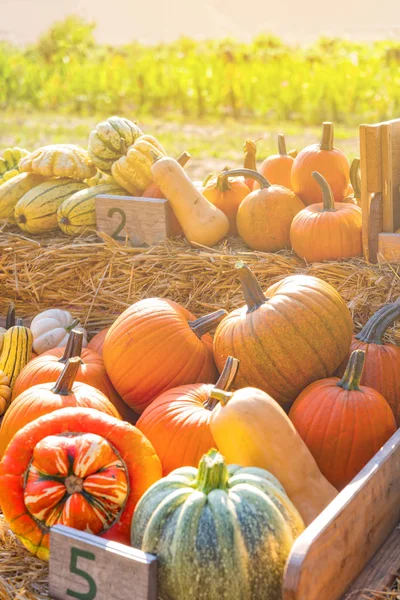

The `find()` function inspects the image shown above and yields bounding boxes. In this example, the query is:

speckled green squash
[131,449,304,600]
[88,116,143,173]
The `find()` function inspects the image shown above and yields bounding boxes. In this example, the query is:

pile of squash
[0,266,399,600]
[0,117,363,264]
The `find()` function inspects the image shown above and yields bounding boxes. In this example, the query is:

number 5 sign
[49,525,157,600]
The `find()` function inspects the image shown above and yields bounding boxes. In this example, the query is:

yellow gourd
[0,320,33,399]
[151,156,229,247]
[209,385,338,525]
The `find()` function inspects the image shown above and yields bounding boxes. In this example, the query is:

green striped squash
[14,179,88,234]
[131,450,304,600]
[88,116,143,173]
[57,183,129,235]
[0,173,49,223]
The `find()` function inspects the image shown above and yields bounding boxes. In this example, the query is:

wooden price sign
[49,525,157,600]
[95,194,175,247]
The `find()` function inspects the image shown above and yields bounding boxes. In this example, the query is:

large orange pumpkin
[136,356,239,475]
[202,168,250,235]
[103,299,227,413]
[0,406,161,559]
[87,327,109,356]
[336,300,400,424]
[290,171,362,262]
[213,263,353,410]
[11,329,136,423]
[225,168,304,252]
[289,350,396,490]
[0,357,121,457]
[259,134,294,190]
[291,122,350,205]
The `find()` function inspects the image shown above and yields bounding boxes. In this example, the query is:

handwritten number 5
[67,547,97,600]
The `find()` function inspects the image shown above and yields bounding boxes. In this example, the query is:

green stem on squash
[236,261,268,313]
[336,350,365,391]
[59,330,83,364]
[203,356,239,410]
[312,171,336,212]
[350,158,361,199]
[208,389,233,406]
[52,357,81,395]
[6,304,15,329]
[355,301,400,345]
[189,309,228,339]
[320,122,334,151]
[65,319,80,333]
[221,168,270,190]
[216,167,232,193]
[278,134,288,156]
[195,449,229,494]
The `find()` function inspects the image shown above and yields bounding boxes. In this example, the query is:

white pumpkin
[30,309,88,354]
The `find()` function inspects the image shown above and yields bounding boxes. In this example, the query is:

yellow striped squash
[111,135,166,195]
[14,178,88,234]
[0,173,49,223]
[0,324,33,402]
[57,183,129,235]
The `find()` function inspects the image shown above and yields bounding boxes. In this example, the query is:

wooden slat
[378,233,400,264]
[282,428,400,600]
[343,525,400,599]
[368,192,383,264]
[382,120,400,232]
[360,124,382,261]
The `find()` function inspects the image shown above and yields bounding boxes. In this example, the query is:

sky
[1,0,399,45]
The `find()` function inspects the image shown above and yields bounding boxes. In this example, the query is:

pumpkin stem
[350,158,361,199]
[221,168,270,190]
[6,304,15,329]
[312,171,336,212]
[208,389,233,407]
[120,137,128,156]
[336,350,365,391]
[320,122,334,151]
[216,167,232,193]
[52,357,81,396]
[243,139,260,171]
[59,330,83,364]
[278,134,288,156]
[195,449,229,494]
[177,151,191,167]
[204,356,239,410]
[236,261,267,313]
[288,149,298,158]
[355,300,400,345]
[189,309,227,338]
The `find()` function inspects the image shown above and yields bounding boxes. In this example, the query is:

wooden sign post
[95,194,176,247]
[49,525,157,600]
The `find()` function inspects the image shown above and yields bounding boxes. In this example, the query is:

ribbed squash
[111,135,166,195]
[19,144,96,181]
[0,371,11,416]
[0,321,33,405]
[0,173,48,223]
[15,179,88,234]
[0,147,30,185]
[88,116,143,173]
[57,183,128,235]
[131,449,305,600]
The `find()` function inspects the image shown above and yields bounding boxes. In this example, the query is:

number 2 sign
[49,525,157,600]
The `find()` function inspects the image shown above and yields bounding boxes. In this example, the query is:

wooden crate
[360,118,400,263]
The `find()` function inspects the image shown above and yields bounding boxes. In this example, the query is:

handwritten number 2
[67,547,97,600]
[108,207,126,240]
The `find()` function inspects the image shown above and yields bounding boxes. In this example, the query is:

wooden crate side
[381,120,400,232]
[282,428,400,600]
[360,124,382,261]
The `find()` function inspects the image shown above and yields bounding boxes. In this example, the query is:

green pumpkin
[88,116,143,173]
[131,449,304,600]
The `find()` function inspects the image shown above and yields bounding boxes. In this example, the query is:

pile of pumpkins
[0,266,398,600]
[0,116,362,263]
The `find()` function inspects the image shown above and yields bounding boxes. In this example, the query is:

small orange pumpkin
[289,350,396,490]
[202,168,250,235]
[290,171,362,262]
[291,122,350,205]
[259,134,294,190]
[87,328,109,356]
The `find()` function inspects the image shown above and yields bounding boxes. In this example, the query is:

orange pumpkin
[136,356,239,475]
[289,350,396,490]
[103,299,227,413]
[290,171,362,262]
[0,357,122,457]
[291,122,350,205]
[259,134,294,189]
[0,406,161,559]
[202,168,250,235]
[225,168,304,251]
[0,371,11,416]
[11,329,136,423]
[336,300,400,424]
[213,263,353,410]
[87,327,109,356]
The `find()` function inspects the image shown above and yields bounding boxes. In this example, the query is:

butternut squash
[209,386,338,525]
[151,156,229,247]
[0,319,33,408]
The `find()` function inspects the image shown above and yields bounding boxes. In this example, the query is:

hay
[1,227,400,341]
[1,226,400,598]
